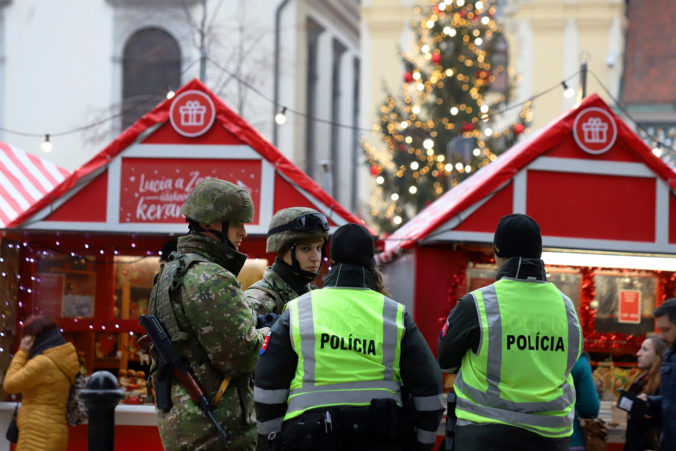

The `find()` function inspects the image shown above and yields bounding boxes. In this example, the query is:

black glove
[257,313,280,329]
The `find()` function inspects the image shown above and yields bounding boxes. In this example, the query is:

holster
[369,398,400,440]
[443,392,457,451]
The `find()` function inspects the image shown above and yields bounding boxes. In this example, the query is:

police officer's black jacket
[254,263,444,450]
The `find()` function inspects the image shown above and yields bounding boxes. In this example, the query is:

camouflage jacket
[245,261,315,315]
[148,233,262,451]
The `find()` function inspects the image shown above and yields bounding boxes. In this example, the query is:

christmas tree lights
[364,0,530,233]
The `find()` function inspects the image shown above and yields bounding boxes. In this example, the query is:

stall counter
[0,402,162,450]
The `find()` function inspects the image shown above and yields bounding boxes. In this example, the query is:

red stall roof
[377,94,676,263]
[8,79,364,235]
[0,142,70,228]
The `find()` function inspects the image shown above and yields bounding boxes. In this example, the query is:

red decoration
[514,123,525,135]
[439,252,495,328]
[399,144,406,151]
[476,70,490,80]
[404,71,414,83]
[579,267,647,355]
[459,10,467,18]
[432,53,442,64]
[370,165,380,176]
[462,122,475,132]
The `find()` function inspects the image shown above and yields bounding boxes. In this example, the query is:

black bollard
[79,371,124,451]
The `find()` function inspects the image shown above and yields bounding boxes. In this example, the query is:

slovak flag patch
[440,319,450,338]
[260,331,271,355]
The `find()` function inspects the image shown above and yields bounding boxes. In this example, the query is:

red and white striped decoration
[0,142,70,228]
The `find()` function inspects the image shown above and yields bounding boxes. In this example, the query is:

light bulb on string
[652,142,663,157]
[166,90,175,100]
[275,107,288,126]
[41,134,53,153]
[562,81,575,98]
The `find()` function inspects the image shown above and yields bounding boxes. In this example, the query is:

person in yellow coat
[3,315,79,451]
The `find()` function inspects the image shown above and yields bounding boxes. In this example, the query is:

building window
[489,34,508,94]
[305,18,325,179]
[330,39,347,198]
[351,57,360,211]
[122,27,181,129]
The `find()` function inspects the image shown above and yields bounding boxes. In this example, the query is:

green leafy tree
[364,0,529,233]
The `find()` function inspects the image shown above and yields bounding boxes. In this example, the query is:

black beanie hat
[493,214,542,259]
[330,223,375,268]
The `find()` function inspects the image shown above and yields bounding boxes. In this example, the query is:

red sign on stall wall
[618,290,641,324]
[119,158,262,224]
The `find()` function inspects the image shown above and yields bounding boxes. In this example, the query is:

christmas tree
[364,0,530,233]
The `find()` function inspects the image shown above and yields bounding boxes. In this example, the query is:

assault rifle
[139,314,232,446]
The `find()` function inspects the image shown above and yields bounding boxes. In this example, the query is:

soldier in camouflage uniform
[148,178,263,451]
[245,207,329,316]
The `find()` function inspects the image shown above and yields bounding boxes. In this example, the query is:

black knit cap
[330,223,375,268]
[493,213,542,259]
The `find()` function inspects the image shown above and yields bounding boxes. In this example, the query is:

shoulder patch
[440,318,450,338]
[260,330,272,355]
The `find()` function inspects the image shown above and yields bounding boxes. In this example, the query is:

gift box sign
[573,107,617,155]
[169,90,216,137]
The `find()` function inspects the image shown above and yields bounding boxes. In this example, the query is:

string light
[166,89,175,100]
[40,134,52,153]
[562,81,575,98]
[274,107,287,126]
[652,142,663,157]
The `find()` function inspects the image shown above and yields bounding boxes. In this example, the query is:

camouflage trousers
[157,382,257,451]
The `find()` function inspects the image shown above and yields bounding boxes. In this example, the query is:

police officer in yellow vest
[254,223,445,450]
[438,214,581,451]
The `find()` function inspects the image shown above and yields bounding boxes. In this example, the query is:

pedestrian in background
[3,315,79,451]
[625,335,666,451]
[147,178,263,450]
[438,213,582,451]
[639,298,676,451]
[570,351,601,451]
[254,223,444,450]
[246,207,329,316]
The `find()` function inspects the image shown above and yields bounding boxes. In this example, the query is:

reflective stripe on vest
[454,279,581,438]
[284,288,404,420]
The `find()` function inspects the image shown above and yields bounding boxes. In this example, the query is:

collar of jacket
[29,327,66,359]
[323,263,378,291]
[177,232,247,276]
[272,258,311,296]
[496,256,547,281]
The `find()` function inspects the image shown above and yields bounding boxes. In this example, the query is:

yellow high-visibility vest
[454,277,582,438]
[283,287,405,421]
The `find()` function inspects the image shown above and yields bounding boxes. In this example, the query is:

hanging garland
[440,262,675,356]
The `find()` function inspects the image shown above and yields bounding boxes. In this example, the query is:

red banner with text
[119,158,262,224]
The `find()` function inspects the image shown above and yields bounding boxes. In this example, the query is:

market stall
[0,79,363,449]
[377,95,676,443]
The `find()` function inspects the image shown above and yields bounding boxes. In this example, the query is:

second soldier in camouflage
[245,207,329,316]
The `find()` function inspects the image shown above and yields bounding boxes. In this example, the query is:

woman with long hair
[624,335,667,451]
[3,315,79,451]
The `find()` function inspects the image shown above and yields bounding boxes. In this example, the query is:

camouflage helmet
[181,178,254,224]
[266,207,329,253]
